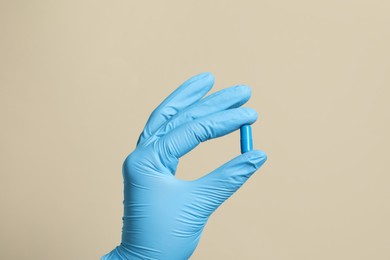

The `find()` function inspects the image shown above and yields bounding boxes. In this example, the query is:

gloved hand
[102,72,267,260]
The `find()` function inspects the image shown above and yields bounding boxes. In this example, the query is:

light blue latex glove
[102,72,267,260]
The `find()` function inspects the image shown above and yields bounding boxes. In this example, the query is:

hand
[102,72,267,260]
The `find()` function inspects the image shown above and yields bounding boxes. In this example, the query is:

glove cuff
[102,245,145,260]
[101,246,125,260]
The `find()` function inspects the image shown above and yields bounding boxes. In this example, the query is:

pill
[240,124,253,154]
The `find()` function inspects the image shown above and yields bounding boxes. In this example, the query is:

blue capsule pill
[240,125,253,154]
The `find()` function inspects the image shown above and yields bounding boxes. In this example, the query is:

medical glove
[102,72,267,260]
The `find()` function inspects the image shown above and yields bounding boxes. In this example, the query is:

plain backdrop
[1,1,389,259]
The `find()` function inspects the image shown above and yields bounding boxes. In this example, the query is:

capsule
[240,125,253,153]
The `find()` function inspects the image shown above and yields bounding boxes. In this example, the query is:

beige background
[1,0,389,259]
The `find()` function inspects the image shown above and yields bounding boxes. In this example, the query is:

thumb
[192,150,267,218]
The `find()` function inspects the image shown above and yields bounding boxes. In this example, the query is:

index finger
[137,72,214,145]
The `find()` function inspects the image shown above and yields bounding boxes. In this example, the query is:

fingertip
[216,85,251,108]
[197,71,215,84]
[191,72,215,94]
[238,84,251,94]
[183,72,214,88]
[243,150,267,169]
[241,107,258,122]
[205,72,215,88]
[235,85,252,101]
